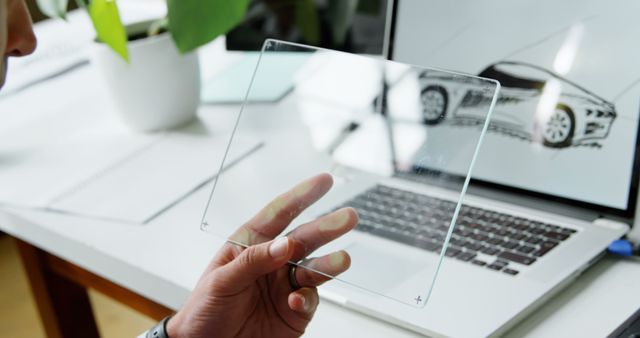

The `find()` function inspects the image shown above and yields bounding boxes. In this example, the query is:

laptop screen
[389,0,640,217]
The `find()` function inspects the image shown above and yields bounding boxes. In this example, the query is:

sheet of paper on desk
[49,134,260,224]
[0,130,158,208]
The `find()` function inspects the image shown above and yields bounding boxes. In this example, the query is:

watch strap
[146,315,172,338]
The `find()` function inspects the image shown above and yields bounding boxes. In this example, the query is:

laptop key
[529,227,547,235]
[487,263,505,271]
[471,259,487,266]
[464,222,480,229]
[487,237,503,245]
[495,259,509,266]
[559,228,577,234]
[515,245,536,254]
[503,268,519,276]
[546,224,561,231]
[477,227,492,235]
[417,240,441,252]
[486,226,501,234]
[456,251,477,262]
[481,246,500,256]
[431,233,446,241]
[496,228,510,237]
[497,251,537,265]
[532,241,559,257]
[541,240,559,248]
[370,226,412,243]
[502,241,519,250]
[457,230,473,238]
[525,236,542,245]
[471,233,489,242]
[445,247,462,257]
[544,231,570,241]
[513,223,528,231]
[449,236,464,246]
[510,233,528,241]
[357,221,376,232]
[465,242,484,251]
[417,228,437,238]
[532,221,546,228]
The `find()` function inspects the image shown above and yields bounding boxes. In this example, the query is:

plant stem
[74,0,88,9]
[148,17,169,37]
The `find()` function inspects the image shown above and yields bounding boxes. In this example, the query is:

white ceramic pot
[92,20,200,132]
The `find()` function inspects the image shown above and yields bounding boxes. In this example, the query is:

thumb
[218,236,293,291]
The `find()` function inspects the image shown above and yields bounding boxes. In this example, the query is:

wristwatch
[145,315,172,338]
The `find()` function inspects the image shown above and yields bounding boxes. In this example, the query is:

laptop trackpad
[340,242,428,293]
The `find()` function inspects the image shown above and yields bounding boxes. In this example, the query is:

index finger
[228,173,334,246]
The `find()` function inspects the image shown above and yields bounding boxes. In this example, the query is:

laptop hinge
[593,218,630,232]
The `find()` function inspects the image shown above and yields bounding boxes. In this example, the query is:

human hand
[167,173,358,338]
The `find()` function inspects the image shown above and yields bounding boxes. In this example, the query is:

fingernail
[269,237,289,259]
[298,294,308,311]
[298,294,314,313]
[329,251,345,268]
[319,209,350,231]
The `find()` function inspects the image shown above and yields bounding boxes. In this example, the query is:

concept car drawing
[418,61,617,148]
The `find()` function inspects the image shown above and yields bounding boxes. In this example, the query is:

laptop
[311,0,640,336]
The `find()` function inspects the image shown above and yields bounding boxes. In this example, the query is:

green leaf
[328,0,359,45]
[168,0,250,54]
[294,0,320,45]
[89,0,128,62]
[36,0,69,19]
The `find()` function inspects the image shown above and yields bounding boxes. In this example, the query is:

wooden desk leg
[16,240,101,338]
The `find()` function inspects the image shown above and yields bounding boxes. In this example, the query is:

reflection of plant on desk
[36,0,251,61]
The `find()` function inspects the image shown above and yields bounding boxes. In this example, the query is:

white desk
[3,97,640,338]
[2,7,640,338]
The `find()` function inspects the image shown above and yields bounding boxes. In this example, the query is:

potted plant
[36,0,250,132]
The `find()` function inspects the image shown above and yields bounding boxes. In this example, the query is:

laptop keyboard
[337,185,578,276]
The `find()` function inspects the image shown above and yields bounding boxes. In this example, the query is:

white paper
[0,0,247,224]
[50,133,260,224]
[0,130,158,208]
[0,64,160,209]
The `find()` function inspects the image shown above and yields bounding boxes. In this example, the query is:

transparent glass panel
[201,39,500,307]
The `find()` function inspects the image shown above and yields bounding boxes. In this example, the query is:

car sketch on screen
[418,61,617,148]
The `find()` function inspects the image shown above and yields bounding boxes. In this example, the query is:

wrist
[166,313,184,338]
[145,315,173,338]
